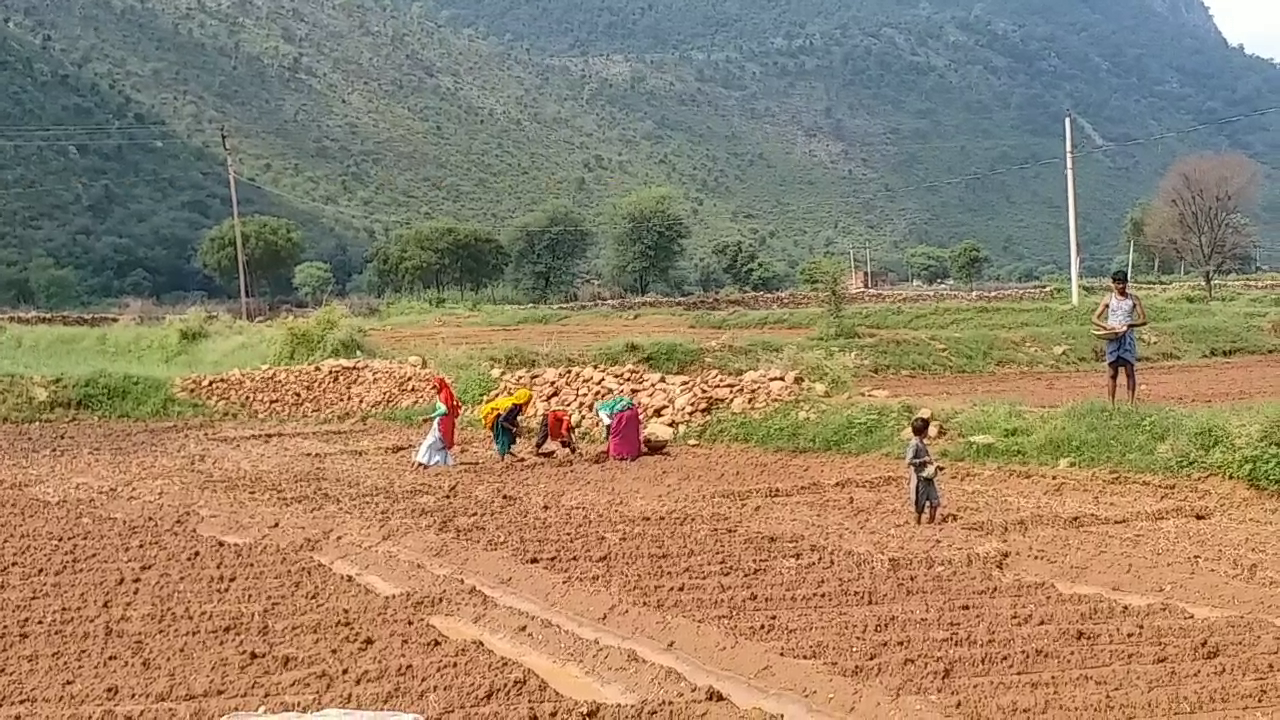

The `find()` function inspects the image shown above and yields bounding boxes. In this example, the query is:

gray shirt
[906,437,932,482]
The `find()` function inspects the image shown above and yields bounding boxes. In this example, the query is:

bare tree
[1146,153,1260,299]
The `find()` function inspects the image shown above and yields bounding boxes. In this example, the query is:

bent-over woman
[596,396,642,461]
[480,388,533,460]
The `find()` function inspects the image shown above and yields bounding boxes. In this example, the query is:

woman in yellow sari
[479,388,533,460]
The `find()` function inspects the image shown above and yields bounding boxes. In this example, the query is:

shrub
[65,372,201,419]
[270,305,372,365]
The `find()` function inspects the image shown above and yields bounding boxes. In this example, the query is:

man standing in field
[1092,270,1148,407]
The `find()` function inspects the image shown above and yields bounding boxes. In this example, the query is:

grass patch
[692,400,1280,492]
[590,339,704,374]
[0,321,274,378]
[695,401,912,454]
[65,372,204,419]
[0,372,204,422]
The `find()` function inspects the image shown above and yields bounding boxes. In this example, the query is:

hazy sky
[1203,0,1280,60]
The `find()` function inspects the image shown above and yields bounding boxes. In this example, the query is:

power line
[0,122,172,132]
[0,171,211,196]
[1074,106,1280,158]
[0,137,191,147]
[7,104,1279,236]
[235,104,1280,231]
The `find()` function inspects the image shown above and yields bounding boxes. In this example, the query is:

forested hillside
[2,0,1279,306]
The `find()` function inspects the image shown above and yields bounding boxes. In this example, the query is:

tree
[687,246,727,294]
[902,245,951,284]
[608,186,690,296]
[293,261,336,306]
[1120,201,1178,277]
[198,215,304,297]
[367,220,506,296]
[505,202,592,303]
[711,228,784,292]
[949,239,990,290]
[25,255,81,310]
[798,257,847,319]
[1146,153,1260,299]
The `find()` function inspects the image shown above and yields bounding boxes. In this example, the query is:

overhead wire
[230,104,1280,233]
[4,104,1279,235]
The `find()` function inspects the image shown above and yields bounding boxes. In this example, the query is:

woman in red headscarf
[414,376,463,467]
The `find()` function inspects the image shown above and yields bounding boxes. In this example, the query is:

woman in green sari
[479,388,533,460]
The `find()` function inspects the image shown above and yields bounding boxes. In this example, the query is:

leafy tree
[505,202,593,303]
[292,261,336,305]
[687,246,727,294]
[949,240,990,290]
[711,228,785,292]
[798,257,847,319]
[198,216,304,297]
[902,245,951,284]
[992,263,1036,283]
[25,255,81,309]
[608,187,690,296]
[367,220,506,296]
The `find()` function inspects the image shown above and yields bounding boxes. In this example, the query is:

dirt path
[4,422,1280,718]
[370,316,807,352]
[864,354,1280,407]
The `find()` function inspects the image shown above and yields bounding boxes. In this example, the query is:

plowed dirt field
[3,422,1279,719]
[865,355,1280,407]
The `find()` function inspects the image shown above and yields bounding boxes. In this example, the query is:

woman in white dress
[414,376,461,467]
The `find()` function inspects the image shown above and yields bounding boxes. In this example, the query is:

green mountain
[2,0,1279,304]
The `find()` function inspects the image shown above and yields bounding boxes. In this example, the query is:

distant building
[849,270,894,289]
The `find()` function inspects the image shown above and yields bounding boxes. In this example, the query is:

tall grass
[0,372,204,421]
[0,320,274,378]
[694,400,1280,492]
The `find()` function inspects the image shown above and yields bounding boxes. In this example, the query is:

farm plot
[2,422,1279,718]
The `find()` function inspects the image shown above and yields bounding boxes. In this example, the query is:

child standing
[906,416,941,525]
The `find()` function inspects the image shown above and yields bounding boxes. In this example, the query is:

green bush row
[694,400,1280,492]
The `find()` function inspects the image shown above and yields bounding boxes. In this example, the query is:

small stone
[810,382,830,398]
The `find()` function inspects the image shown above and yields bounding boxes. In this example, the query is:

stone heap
[485,364,818,437]
[177,358,438,417]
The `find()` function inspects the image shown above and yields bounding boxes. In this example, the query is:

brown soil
[864,354,1280,407]
[370,315,807,353]
[4,421,1280,718]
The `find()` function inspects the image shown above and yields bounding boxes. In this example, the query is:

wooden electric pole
[220,125,250,321]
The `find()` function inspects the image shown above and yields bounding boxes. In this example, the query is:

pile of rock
[177,358,439,417]
[485,364,819,437]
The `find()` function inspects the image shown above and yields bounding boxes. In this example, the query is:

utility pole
[848,246,857,285]
[1064,110,1081,307]
[1126,235,1135,281]
[220,125,250,321]
[864,241,873,289]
